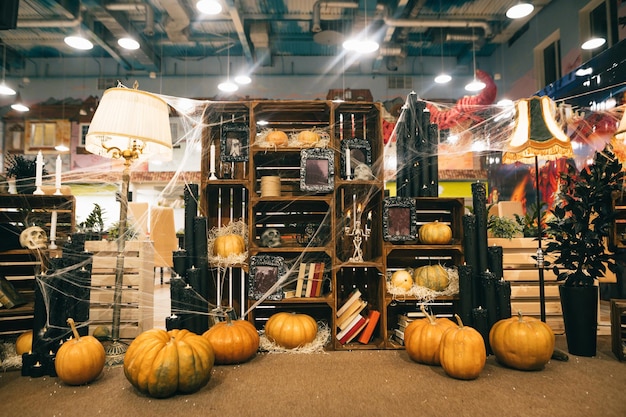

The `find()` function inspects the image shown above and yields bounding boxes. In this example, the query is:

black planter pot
[559,285,598,357]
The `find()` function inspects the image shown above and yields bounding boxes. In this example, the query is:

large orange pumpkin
[203,317,259,364]
[213,234,246,257]
[297,130,320,146]
[404,305,455,365]
[55,318,105,385]
[413,264,449,291]
[439,314,486,380]
[418,221,452,245]
[124,328,215,398]
[265,312,317,349]
[489,311,555,371]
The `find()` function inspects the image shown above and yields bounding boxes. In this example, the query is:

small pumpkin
[489,311,555,371]
[124,328,215,398]
[439,314,486,380]
[55,318,105,386]
[404,305,455,365]
[390,269,413,291]
[203,317,260,364]
[15,330,33,355]
[419,220,452,245]
[297,130,320,146]
[213,234,245,258]
[265,312,317,349]
[266,130,289,147]
[413,264,449,291]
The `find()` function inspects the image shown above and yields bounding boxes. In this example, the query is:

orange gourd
[265,312,317,349]
[266,130,289,146]
[124,328,215,398]
[203,317,260,364]
[55,318,105,385]
[15,330,33,355]
[439,314,486,380]
[297,130,320,146]
[213,234,245,257]
[489,311,555,371]
[419,220,452,245]
[413,264,449,291]
[404,305,455,365]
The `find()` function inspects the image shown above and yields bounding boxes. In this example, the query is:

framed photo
[248,255,286,301]
[340,138,372,179]
[382,197,417,242]
[300,148,334,193]
[220,123,249,162]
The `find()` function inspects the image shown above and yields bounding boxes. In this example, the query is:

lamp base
[104,340,128,367]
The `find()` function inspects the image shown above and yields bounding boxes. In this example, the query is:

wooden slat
[510,285,561,298]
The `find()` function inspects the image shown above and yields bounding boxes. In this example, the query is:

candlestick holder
[344,217,371,263]
[209,169,218,180]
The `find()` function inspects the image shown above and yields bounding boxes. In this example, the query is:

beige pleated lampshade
[85,86,173,161]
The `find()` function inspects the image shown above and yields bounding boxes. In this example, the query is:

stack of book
[285,262,326,298]
[335,289,380,345]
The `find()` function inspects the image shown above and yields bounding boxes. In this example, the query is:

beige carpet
[0,335,624,417]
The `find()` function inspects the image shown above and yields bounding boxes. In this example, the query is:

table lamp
[85,83,172,365]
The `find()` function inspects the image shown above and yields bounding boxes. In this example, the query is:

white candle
[345,146,351,178]
[352,194,357,228]
[210,143,216,173]
[35,151,43,187]
[50,210,57,241]
[55,155,62,189]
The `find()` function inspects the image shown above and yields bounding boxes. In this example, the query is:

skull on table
[20,226,48,250]
[353,163,373,180]
[260,228,281,248]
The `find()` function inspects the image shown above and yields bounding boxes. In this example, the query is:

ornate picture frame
[300,148,334,193]
[382,197,418,242]
[248,255,286,300]
[340,138,372,180]
[220,123,249,162]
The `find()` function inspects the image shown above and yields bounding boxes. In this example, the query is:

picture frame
[300,148,334,193]
[382,197,418,242]
[340,138,372,179]
[220,123,249,162]
[248,255,286,300]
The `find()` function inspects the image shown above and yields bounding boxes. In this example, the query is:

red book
[337,314,367,345]
[314,262,324,297]
[357,310,381,344]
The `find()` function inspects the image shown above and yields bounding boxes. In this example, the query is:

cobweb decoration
[207,219,248,266]
[386,266,460,302]
[258,321,330,354]
[0,342,22,370]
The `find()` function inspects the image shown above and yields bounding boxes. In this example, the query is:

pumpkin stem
[67,318,80,340]
[453,313,464,328]
[420,304,437,324]
[517,310,524,322]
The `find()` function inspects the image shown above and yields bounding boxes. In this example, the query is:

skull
[20,226,48,250]
[260,228,281,248]
[354,163,373,180]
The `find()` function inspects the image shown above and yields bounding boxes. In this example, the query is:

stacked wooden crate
[84,240,154,340]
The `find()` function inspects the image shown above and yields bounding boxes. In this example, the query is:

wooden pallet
[84,240,154,340]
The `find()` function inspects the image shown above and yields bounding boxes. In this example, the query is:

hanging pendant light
[434,25,451,84]
[343,1,379,54]
[218,36,238,93]
[465,29,485,92]
[64,1,93,50]
[581,37,606,50]
[11,92,29,112]
[0,44,16,96]
[506,2,534,19]
[118,37,140,50]
[197,0,222,15]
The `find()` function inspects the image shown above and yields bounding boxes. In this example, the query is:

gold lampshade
[85,86,173,161]
[502,96,573,164]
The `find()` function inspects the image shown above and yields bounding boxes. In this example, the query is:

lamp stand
[105,155,133,366]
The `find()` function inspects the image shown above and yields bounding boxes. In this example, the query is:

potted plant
[544,144,624,356]
[488,214,523,239]
[5,154,48,194]
[78,203,106,240]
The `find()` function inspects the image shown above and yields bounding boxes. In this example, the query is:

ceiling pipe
[311,1,359,33]
[17,19,81,28]
[383,16,493,39]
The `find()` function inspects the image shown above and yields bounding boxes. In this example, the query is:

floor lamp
[502,96,573,323]
[85,84,173,365]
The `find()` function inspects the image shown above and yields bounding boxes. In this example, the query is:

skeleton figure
[20,226,48,250]
[260,228,281,248]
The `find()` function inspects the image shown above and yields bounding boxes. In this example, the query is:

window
[79,123,90,147]
[580,0,617,59]
[534,30,561,89]
[24,119,71,153]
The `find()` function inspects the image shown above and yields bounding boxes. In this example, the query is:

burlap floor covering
[0,335,624,417]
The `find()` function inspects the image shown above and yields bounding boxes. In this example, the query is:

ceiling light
[118,37,140,50]
[465,79,486,92]
[575,67,593,76]
[197,0,222,15]
[581,37,606,50]
[218,80,238,92]
[497,99,514,107]
[234,74,251,84]
[0,45,16,96]
[11,92,28,112]
[434,73,452,84]
[342,38,380,54]
[64,34,93,50]
[506,2,534,19]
